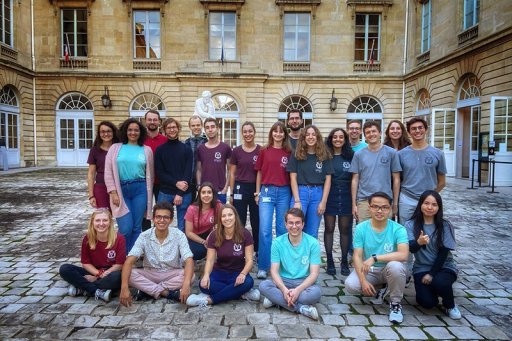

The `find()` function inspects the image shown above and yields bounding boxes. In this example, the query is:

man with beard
[287,109,303,151]
[143,110,167,231]
[185,115,207,201]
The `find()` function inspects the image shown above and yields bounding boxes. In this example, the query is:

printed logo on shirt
[425,157,434,165]
[214,152,223,163]
[107,250,116,262]
[315,161,323,173]
[380,157,390,164]
[233,243,243,256]
[138,153,145,162]
[281,156,288,167]
[343,161,351,170]
[253,155,258,164]
[209,216,215,223]
[383,243,394,253]
[301,256,309,265]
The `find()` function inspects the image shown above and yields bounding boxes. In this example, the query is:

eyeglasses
[100,130,113,135]
[369,205,391,212]
[410,126,426,131]
[286,221,303,227]
[154,215,171,221]
[348,127,361,131]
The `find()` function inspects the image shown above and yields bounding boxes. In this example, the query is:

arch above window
[0,86,18,107]
[130,93,166,117]
[279,94,313,114]
[457,74,481,108]
[57,92,93,110]
[347,96,382,114]
[416,89,432,116]
[212,94,239,112]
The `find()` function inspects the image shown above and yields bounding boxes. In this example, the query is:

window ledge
[49,0,96,16]
[133,59,161,70]
[199,0,245,18]
[283,62,310,72]
[416,50,430,65]
[353,61,380,72]
[458,24,478,46]
[60,58,88,69]
[122,0,169,16]
[1,45,17,61]
[346,0,393,19]
[275,0,321,19]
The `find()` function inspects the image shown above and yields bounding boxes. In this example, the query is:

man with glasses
[344,192,409,324]
[398,117,447,224]
[347,120,368,152]
[154,118,193,232]
[287,109,303,150]
[120,202,195,306]
[259,208,321,320]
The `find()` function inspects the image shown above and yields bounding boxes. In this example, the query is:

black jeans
[59,264,121,295]
[232,181,259,251]
[142,184,160,231]
[414,268,457,309]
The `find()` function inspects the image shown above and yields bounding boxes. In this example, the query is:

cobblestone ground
[0,168,511,340]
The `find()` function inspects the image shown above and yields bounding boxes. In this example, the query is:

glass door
[432,109,456,176]
[56,114,93,166]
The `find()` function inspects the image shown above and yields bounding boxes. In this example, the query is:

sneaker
[257,270,267,279]
[94,289,111,302]
[166,289,181,302]
[370,285,388,305]
[186,293,209,307]
[405,275,412,288]
[262,297,274,308]
[68,285,84,297]
[326,258,336,275]
[241,288,261,301]
[134,290,153,301]
[340,262,350,276]
[389,303,403,324]
[445,305,462,320]
[299,305,319,320]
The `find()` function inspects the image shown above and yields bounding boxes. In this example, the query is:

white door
[432,109,456,177]
[468,106,480,177]
[56,114,93,166]
[490,97,512,186]
[0,112,20,167]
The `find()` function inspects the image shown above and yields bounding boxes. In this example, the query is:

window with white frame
[492,98,512,153]
[0,86,19,150]
[283,13,310,62]
[0,0,12,46]
[134,10,161,59]
[421,1,431,53]
[209,12,236,61]
[355,13,380,62]
[130,93,166,119]
[278,95,313,128]
[212,94,239,148]
[61,9,88,58]
[463,0,479,30]
[347,96,383,140]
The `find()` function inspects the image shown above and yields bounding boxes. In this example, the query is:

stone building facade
[0,0,511,184]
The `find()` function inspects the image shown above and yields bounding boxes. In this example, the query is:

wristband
[372,254,378,263]
[96,269,105,278]
[254,192,259,197]
[88,196,94,200]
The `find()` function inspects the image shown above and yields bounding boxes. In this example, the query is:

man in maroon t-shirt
[143,110,167,231]
[196,118,232,203]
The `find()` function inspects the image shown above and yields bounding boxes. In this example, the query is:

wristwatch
[372,254,378,263]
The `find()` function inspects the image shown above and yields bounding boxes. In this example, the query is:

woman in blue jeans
[105,118,154,254]
[405,190,461,320]
[254,121,292,279]
[186,204,259,306]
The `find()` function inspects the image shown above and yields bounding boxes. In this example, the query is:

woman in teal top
[105,118,154,254]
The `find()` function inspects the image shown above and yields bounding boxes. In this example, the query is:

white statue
[194,90,215,120]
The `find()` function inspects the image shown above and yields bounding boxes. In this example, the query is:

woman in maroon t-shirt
[59,209,126,302]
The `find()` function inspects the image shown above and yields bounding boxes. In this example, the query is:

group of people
[59,108,461,324]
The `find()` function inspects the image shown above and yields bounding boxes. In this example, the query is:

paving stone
[15,296,43,304]
[74,315,101,327]
[395,326,429,339]
[464,314,494,326]
[50,313,76,326]
[474,326,511,340]
[0,303,25,313]
[98,328,129,339]
[321,314,346,326]
[272,312,298,324]
[247,312,271,325]
[224,312,248,325]
[346,314,369,325]
[43,287,67,296]
[309,324,341,338]
[23,313,55,325]
[68,327,104,339]
[327,303,352,314]
[119,313,146,326]
[423,327,455,339]
[340,326,371,339]
[173,311,201,325]
[276,324,308,338]
[0,326,23,338]
[96,315,123,327]
[368,326,399,339]
[179,324,229,338]
[369,314,393,326]
[448,326,484,339]
[65,303,97,315]
[351,304,376,314]
[254,324,279,339]
[144,312,174,325]
[229,325,254,338]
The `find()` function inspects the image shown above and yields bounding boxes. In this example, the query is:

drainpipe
[401,0,410,122]
[31,0,37,166]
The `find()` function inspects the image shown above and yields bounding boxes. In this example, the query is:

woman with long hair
[254,121,292,279]
[323,128,354,275]
[87,121,119,210]
[288,125,333,239]
[384,120,410,151]
[59,209,126,302]
[186,204,259,306]
[229,121,260,255]
[405,190,461,319]
[185,182,222,260]
[105,118,154,254]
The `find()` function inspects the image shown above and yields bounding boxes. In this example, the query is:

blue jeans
[258,185,291,271]
[117,179,147,254]
[232,182,259,251]
[217,192,227,204]
[290,185,323,239]
[414,269,457,309]
[199,270,254,304]
[157,191,192,232]
[59,264,121,296]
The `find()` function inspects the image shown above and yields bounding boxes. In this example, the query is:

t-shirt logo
[107,250,116,262]
[384,243,394,253]
[281,156,288,166]
[209,216,215,223]
[425,157,434,165]
[214,152,222,160]
[233,243,243,256]
[138,153,145,162]
[343,162,351,169]
[301,256,309,265]
[380,157,390,164]
[253,155,258,163]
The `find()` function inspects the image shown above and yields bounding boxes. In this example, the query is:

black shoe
[134,290,152,301]
[166,289,181,302]
[326,258,336,275]
[340,262,350,276]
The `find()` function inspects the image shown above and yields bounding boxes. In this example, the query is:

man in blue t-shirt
[259,208,321,320]
[344,192,409,324]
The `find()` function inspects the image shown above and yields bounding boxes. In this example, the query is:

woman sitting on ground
[187,204,259,306]
[59,209,126,302]
[405,190,461,319]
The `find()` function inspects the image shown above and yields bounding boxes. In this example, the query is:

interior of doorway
[456,107,471,178]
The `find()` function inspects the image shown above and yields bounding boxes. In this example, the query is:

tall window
[0,86,18,150]
[0,0,12,46]
[463,0,479,30]
[283,13,310,62]
[493,98,512,152]
[209,12,236,61]
[212,94,239,148]
[134,11,160,59]
[61,9,88,58]
[421,1,431,53]
[355,14,380,62]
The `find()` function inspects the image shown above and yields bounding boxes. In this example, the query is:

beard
[147,124,159,132]
[288,125,301,132]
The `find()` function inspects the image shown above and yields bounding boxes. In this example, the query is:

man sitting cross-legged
[119,202,195,306]
[259,208,321,320]
[344,192,409,324]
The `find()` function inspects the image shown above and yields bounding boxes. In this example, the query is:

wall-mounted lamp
[101,86,111,108]
[330,89,338,111]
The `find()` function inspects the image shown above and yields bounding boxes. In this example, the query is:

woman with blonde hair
[59,209,126,302]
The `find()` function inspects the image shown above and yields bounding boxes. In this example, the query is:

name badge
[261,196,272,203]
[234,194,242,200]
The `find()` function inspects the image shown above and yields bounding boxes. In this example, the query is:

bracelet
[88,195,94,200]
[96,269,105,278]
[240,273,246,276]
[254,192,259,197]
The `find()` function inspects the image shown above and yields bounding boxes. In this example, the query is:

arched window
[0,86,18,107]
[129,93,166,117]
[57,92,93,110]
[457,74,481,108]
[416,89,432,116]
[0,86,20,167]
[346,96,383,139]
[278,95,314,127]
[213,94,239,148]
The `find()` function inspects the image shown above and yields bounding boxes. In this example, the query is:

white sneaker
[241,288,261,301]
[445,305,462,320]
[370,285,388,305]
[186,293,209,307]
[68,285,84,297]
[389,303,403,324]
[299,305,319,320]
[94,289,111,302]
[262,297,274,308]
[257,270,267,279]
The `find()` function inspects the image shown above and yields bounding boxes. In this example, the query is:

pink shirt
[184,201,223,235]
[255,146,291,186]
